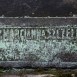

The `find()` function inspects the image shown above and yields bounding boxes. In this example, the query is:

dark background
[0,0,77,17]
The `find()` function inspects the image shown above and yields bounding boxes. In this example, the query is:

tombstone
[0,17,77,68]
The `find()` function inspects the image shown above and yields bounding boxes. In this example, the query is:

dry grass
[0,68,77,77]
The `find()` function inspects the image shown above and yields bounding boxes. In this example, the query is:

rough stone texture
[0,17,77,27]
[0,17,77,68]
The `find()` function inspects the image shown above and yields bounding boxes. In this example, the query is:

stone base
[0,61,77,68]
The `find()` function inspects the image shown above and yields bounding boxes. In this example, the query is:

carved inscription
[0,26,76,42]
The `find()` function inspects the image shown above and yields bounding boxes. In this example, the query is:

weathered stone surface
[0,17,77,68]
[0,17,77,27]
